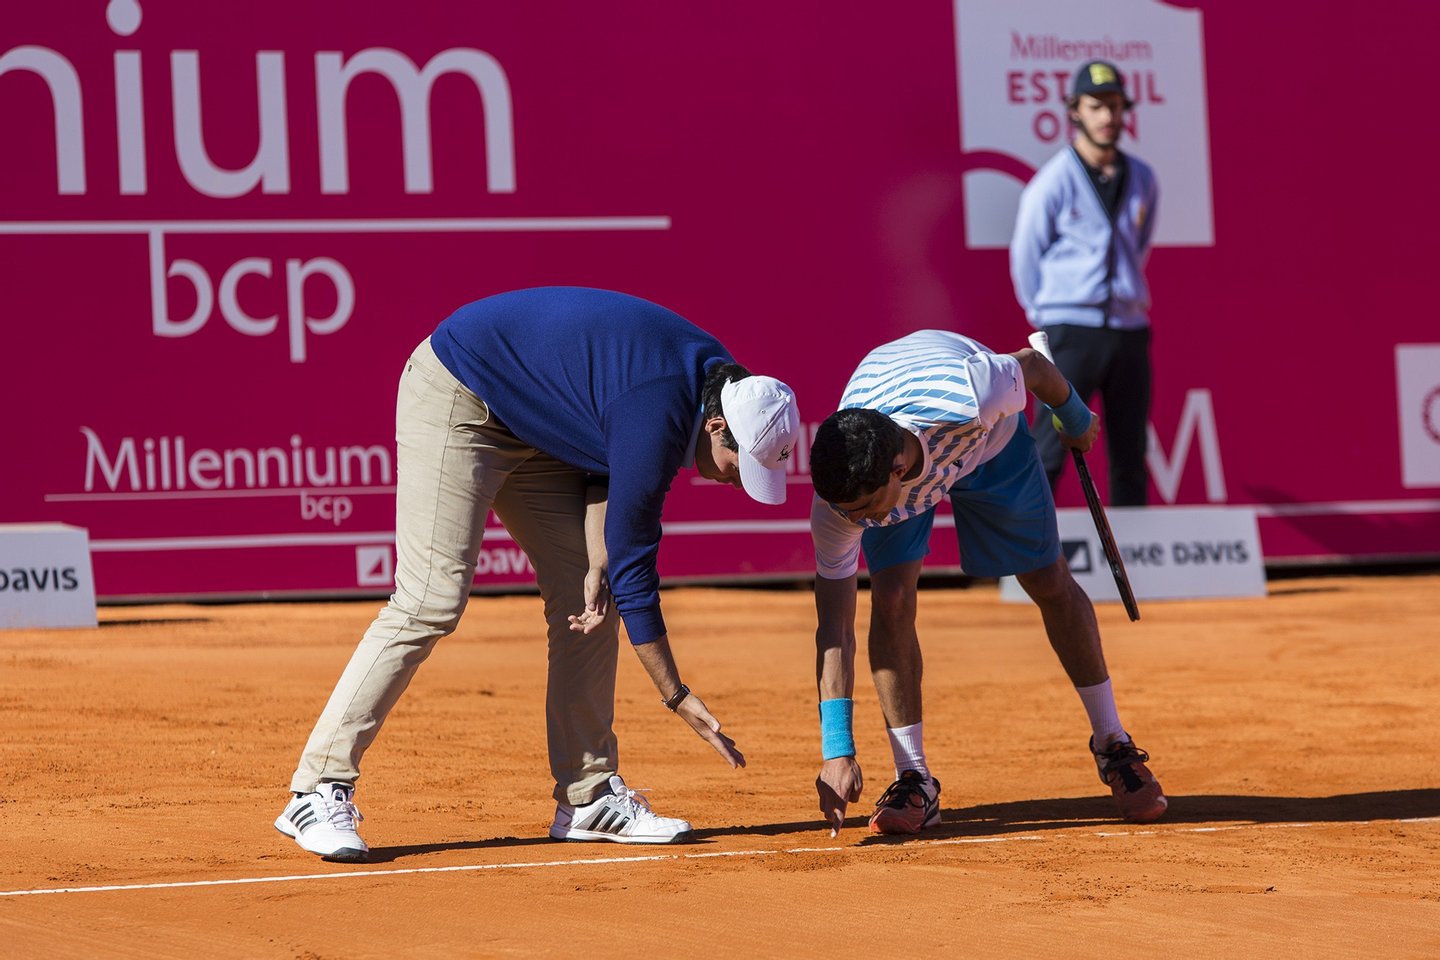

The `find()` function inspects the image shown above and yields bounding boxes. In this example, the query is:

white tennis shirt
[812,330,1029,579]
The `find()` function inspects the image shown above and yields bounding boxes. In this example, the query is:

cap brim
[737,446,787,505]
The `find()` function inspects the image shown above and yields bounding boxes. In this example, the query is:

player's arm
[567,477,612,635]
[815,572,864,836]
[811,497,865,836]
[815,573,858,701]
[1009,347,1099,452]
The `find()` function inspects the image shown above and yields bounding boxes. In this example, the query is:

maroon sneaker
[1092,736,1168,823]
[868,770,942,835]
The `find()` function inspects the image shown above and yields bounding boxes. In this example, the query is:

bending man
[807,329,1165,837]
[277,287,800,861]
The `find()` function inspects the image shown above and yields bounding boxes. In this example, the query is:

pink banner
[4,1,1437,600]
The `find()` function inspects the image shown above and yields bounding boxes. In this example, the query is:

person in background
[1010,59,1159,506]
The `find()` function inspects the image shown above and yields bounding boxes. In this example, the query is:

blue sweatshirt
[1010,146,1158,330]
[430,287,731,645]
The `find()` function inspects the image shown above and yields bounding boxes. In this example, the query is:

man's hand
[816,756,863,838]
[1055,407,1100,453]
[630,635,744,767]
[566,566,612,634]
[675,692,746,769]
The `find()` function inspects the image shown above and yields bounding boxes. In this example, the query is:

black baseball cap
[1071,60,1133,106]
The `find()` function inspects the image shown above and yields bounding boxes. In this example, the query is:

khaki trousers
[290,338,620,805]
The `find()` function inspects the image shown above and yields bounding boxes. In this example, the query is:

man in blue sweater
[275,287,800,862]
[1010,60,1159,506]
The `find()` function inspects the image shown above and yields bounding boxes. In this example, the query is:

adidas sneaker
[549,775,694,844]
[275,782,369,862]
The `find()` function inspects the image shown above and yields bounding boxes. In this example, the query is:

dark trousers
[1031,324,1152,507]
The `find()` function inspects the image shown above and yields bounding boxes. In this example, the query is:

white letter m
[1147,388,1228,504]
[316,48,515,195]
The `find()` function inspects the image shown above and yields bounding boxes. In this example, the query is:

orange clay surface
[1,572,1438,959]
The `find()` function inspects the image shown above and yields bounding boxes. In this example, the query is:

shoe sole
[549,828,695,845]
[274,818,370,863]
[868,810,942,835]
[1119,794,1169,824]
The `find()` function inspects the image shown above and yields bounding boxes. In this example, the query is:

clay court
[1,570,1437,958]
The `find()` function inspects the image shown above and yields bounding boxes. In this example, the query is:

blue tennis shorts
[860,420,1061,578]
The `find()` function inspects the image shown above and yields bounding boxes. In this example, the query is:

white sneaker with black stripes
[549,775,694,844]
[274,782,369,862]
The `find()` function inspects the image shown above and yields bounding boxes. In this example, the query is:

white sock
[1075,678,1127,749]
[886,722,930,781]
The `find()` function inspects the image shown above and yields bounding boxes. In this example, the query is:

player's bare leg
[865,559,940,834]
[1014,555,1107,687]
[1016,555,1167,822]
[867,559,924,728]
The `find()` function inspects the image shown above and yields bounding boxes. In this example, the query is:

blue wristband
[819,698,856,760]
[1048,384,1092,438]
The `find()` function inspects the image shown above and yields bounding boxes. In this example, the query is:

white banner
[0,524,97,629]
[1396,345,1440,489]
[1000,505,1265,605]
[954,0,1214,248]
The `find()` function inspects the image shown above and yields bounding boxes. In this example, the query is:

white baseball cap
[720,375,801,505]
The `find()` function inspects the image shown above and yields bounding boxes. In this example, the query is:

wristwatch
[662,683,690,712]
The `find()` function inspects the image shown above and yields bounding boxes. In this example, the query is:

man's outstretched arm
[632,635,746,769]
[814,572,863,837]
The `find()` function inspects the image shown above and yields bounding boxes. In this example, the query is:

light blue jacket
[1009,146,1158,330]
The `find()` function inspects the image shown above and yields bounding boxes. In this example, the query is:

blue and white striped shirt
[811,330,1028,579]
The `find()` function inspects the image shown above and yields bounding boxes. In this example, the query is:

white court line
[3,816,1435,899]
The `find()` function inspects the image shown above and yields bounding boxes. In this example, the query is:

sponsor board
[999,506,1264,605]
[4,2,1439,600]
[1397,345,1440,489]
[0,524,98,629]
[954,0,1214,248]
